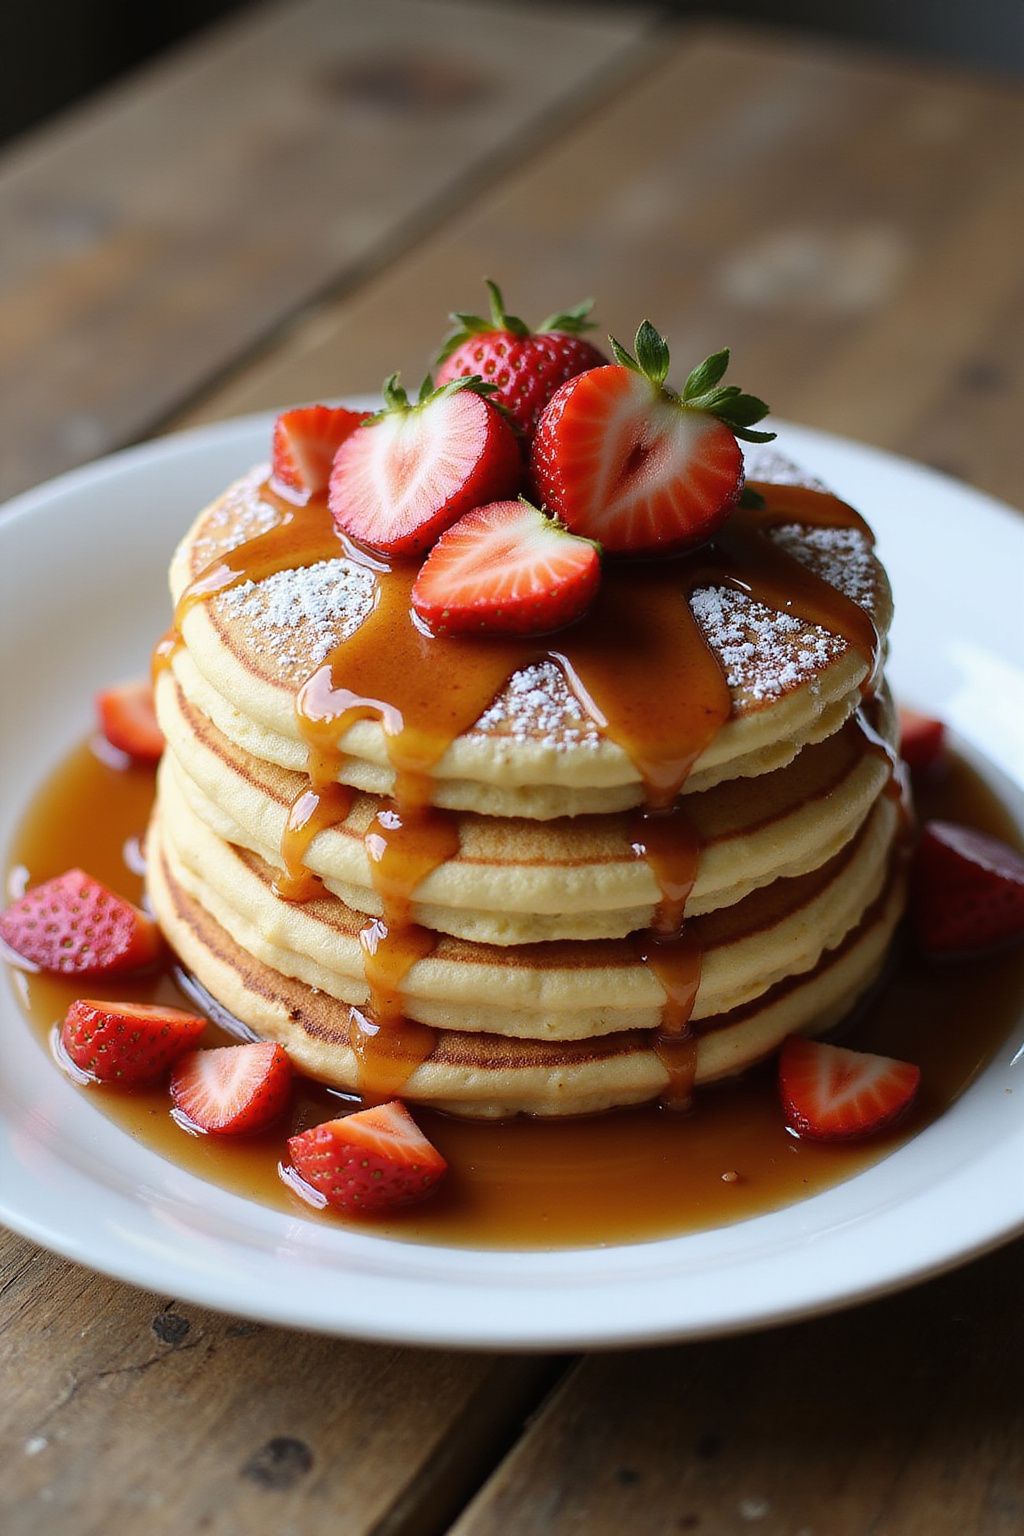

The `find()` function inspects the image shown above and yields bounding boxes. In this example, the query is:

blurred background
[6,0,1022,143]
[2,0,1021,507]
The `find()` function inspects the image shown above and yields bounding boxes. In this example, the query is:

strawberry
[531,323,774,555]
[898,705,946,778]
[435,280,607,439]
[329,375,521,557]
[911,820,1024,956]
[271,404,369,497]
[170,1041,292,1135]
[286,1100,447,1215]
[0,869,161,975]
[779,1036,920,1141]
[96,680,164,762]
[411,498,600,637]
[61,999,206,1085]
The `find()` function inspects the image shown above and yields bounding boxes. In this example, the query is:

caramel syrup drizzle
[167,479,881,1105]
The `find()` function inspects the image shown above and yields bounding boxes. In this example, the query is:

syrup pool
[4,736,1023,1250]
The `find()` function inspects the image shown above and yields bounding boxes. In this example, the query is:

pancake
[165,450,892,818]
[147,434,908,1119]
[155,763,900,1038]
[149,823,906,1118]
[158,666,898,942]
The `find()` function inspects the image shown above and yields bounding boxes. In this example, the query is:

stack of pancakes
[149,447,905,1117]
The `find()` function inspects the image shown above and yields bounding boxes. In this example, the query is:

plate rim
[1,410,1022,1350]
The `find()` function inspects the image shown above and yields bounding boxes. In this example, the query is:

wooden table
[2,4,1022,1531]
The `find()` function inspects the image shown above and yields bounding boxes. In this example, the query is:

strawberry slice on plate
[0,869,161,975]
[96,680,164,762]
[411,498,600,637]
[911,820,1024,956]
[898,705,946,778]
[328,375,521,557]
[779,1036,921,1141]
[61,999,206,1085]
[171,1041,292,1135]
[435,279,607,439]
[531,322,773,555]
[286,1100,447,1214]
[271,404,369,497]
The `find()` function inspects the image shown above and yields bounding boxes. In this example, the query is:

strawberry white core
[354,396,484,529]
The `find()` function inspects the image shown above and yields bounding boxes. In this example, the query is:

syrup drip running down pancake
[151,445,900,1109]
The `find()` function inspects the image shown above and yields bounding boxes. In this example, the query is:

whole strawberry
[435,280,607,440]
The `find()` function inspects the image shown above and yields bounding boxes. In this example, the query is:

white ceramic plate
[1,413,1022,1351]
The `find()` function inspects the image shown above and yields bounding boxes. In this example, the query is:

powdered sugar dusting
[743,445,828,491]
[689,586,841,702]
[476,662,601,749]
[190,466,280,569]
[215,559,375,675]
[768,524,878,610]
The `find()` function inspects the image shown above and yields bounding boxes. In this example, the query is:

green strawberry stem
[373,370,499,422]
[436,279,598,366]
[609,322,776,444]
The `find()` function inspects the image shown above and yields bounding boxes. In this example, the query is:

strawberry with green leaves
[328,373,521,558]
[435,280,607,439]
[531,321,774,555]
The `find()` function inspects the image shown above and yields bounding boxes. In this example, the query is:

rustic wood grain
[450,1241,1024,1536]
[0,0,653,502]
[0,1232,563,1536]
[181,24,1024,507]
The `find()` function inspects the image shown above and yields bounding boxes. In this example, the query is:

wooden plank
[0,1233,561,1536]
[181,24,1024,507]
[0,0,653,501]
[450,1241,1024,1536]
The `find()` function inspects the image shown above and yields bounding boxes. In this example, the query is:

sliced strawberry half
[96,680,164,763]
[170,1041,293,1135]
[286,1100,447,1214]
[531,323,773,555]
[779,1036,920,1141]
[0,869,161,975]
[898,706,946,779]
[435,279,607,439]
[272,404,369,497]
[62,999,206,1085]
[911,820,1024,956]
[328,375,522,557]
[411,498,600,637]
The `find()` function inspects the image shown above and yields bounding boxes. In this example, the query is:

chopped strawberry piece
[898,706,946,778]
[0,869,161,975]
[272,404,369,496]
[329,375,521,557]
[911,820,1024,956]
[286,1100,447,1215]
[170,1041,292,1135]
[61,999,206,1085]
[779,1036,920,1141]
[435,279,607,439]
[531,324,772,555]
[411,499,600,637]
[96,680,164,762]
